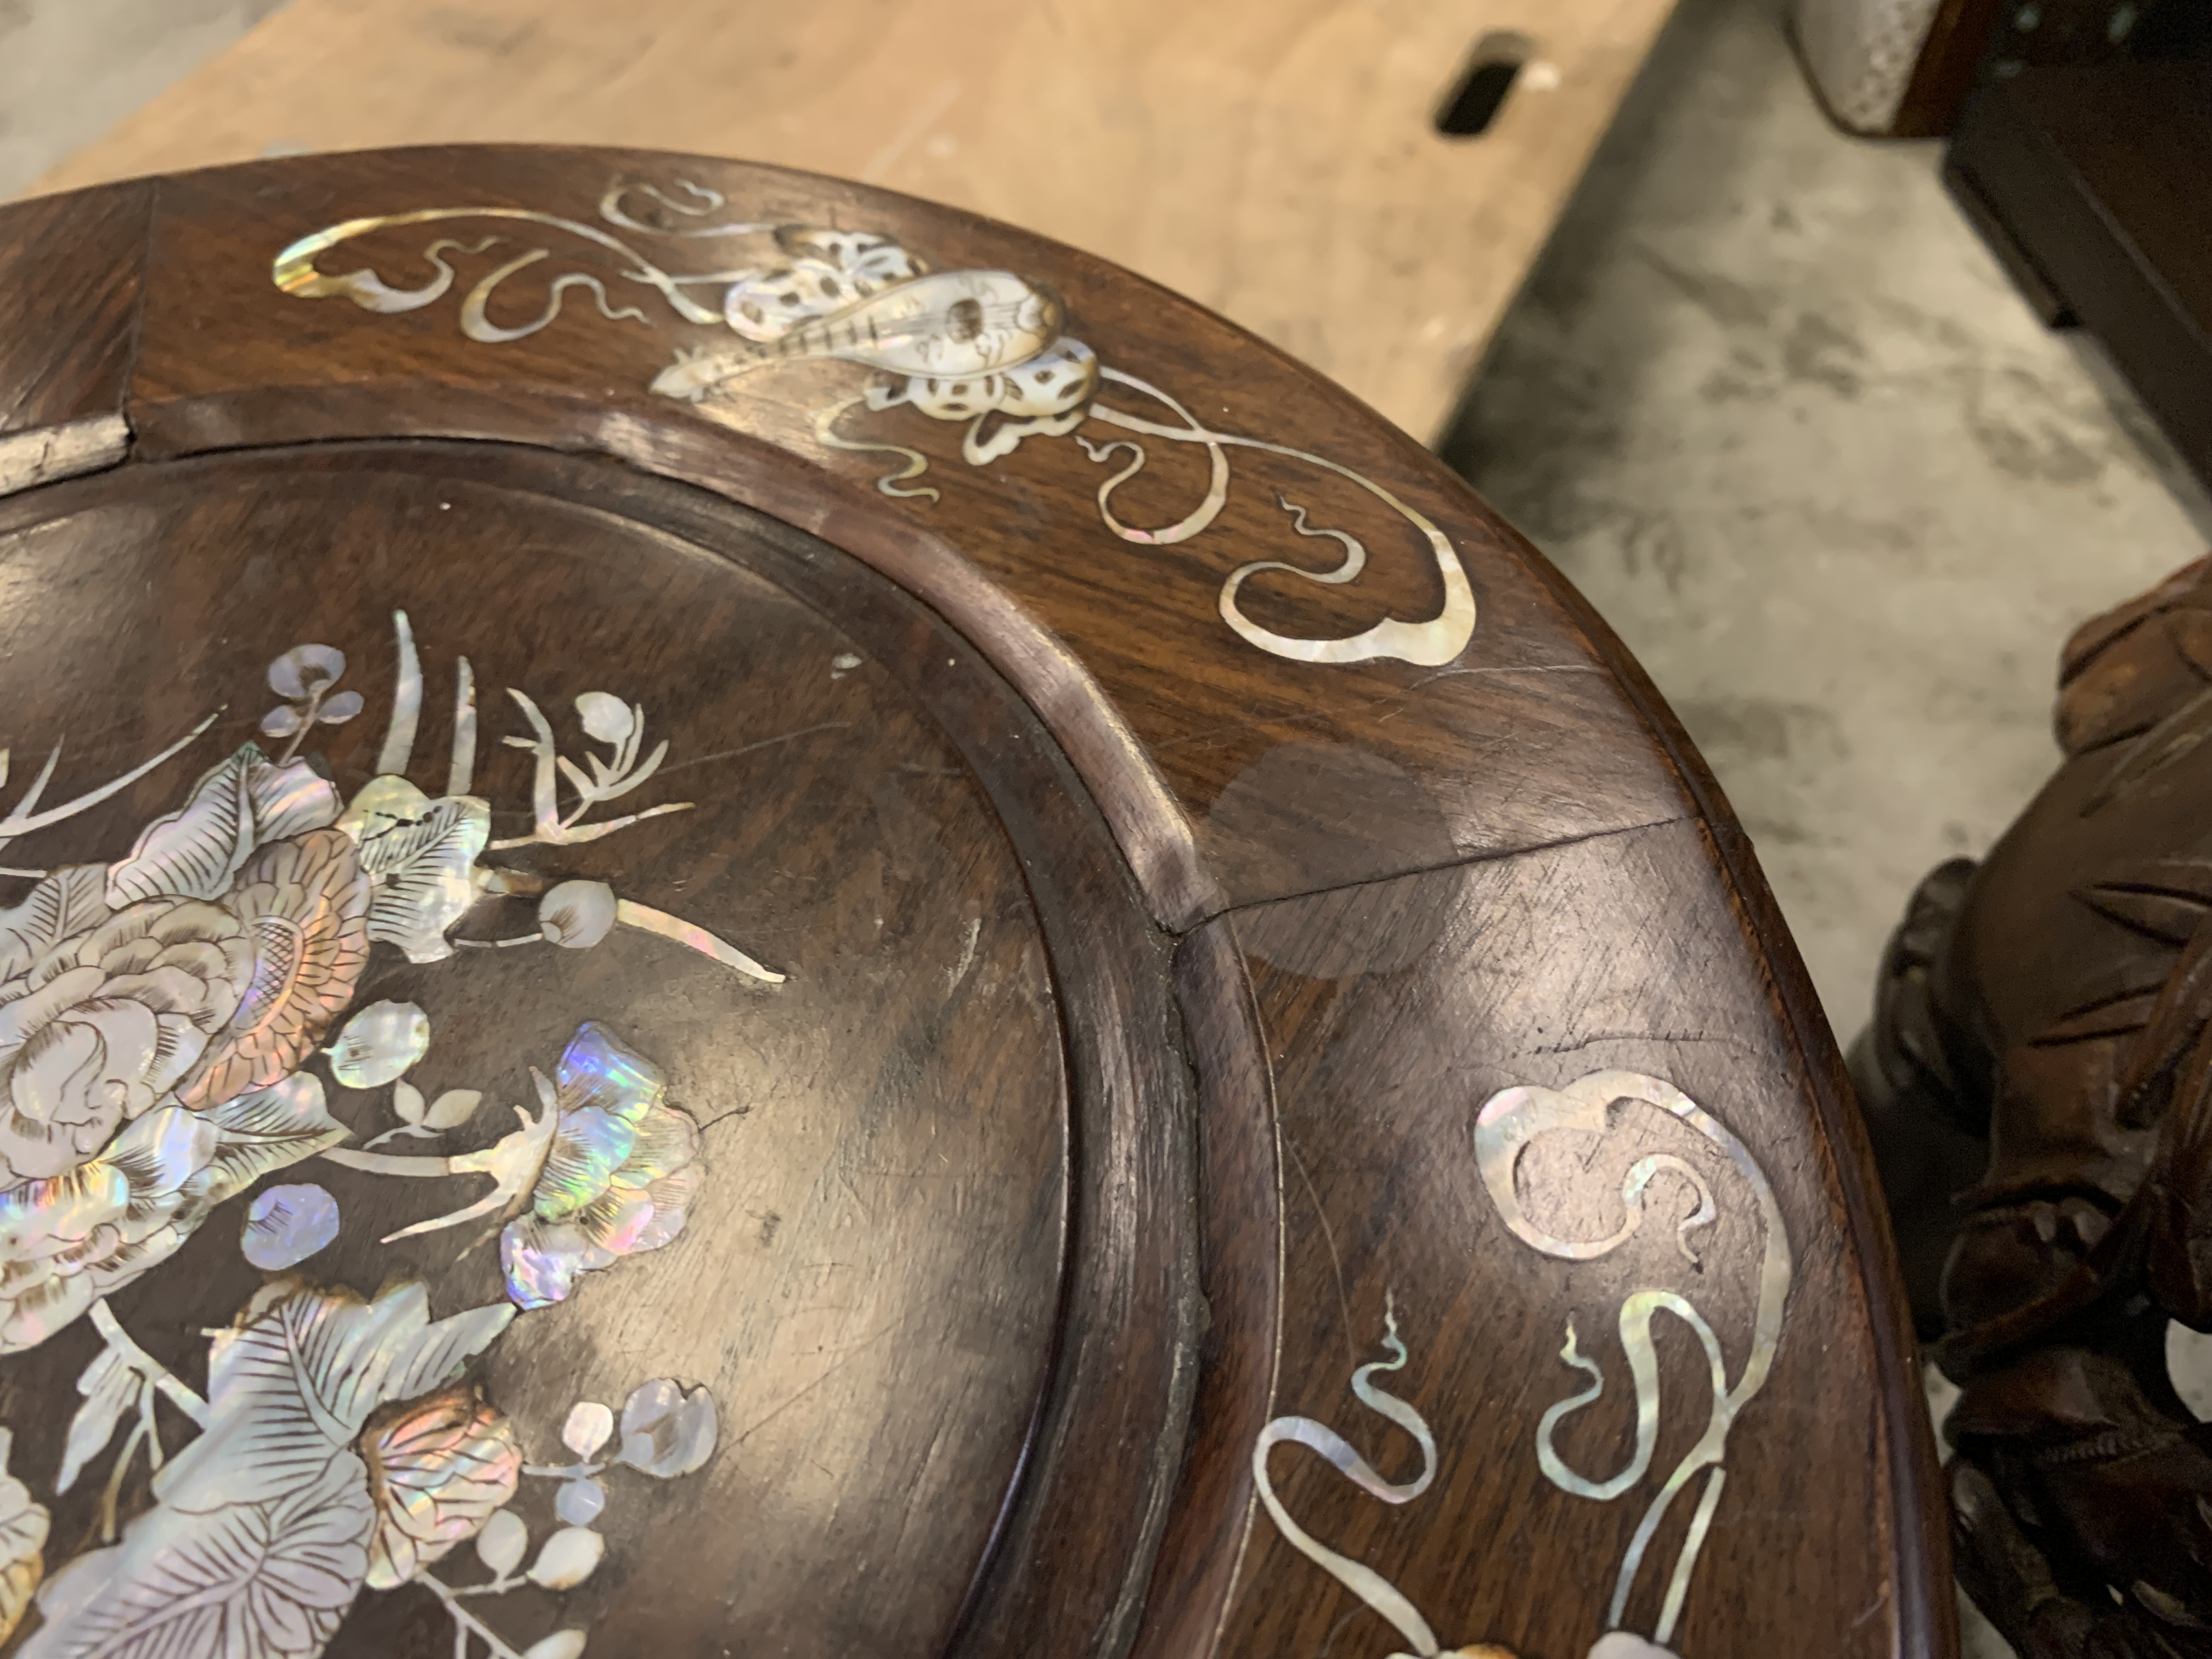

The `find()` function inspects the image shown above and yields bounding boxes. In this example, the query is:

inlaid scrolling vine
[0,615,776,1658]
[1252,1072,1791,1659]
[270,179,1477,670]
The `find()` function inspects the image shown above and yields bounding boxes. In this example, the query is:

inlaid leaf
[267,645,346,702]
[379,1301,516,1409]
[561,1402,613,1459]
[157,1312,368,1511]
[476,1509,528,1576]
[191,1074,348,1207]
[555,1477,606,1527]
[317,690,365,726]
[242,1184,342,1271]
[527,1526,604,1590]
[337,785,490,963]
[157,1282,508,1515]
[425,1089,482,1131]
[575,692,635,747]
[328,1002,430,1090]
[54,1346,139,1496]
[104,747,256,906]
[617,1379,718,1478]
[246,758,341,841]
[0,864,106,980]
[26,1451,372,1659]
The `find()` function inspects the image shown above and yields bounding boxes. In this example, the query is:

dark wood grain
[118,146,1692,926]
[1206,820,1923,1659]
[0,144,1949,1659]
[0,180,149,490]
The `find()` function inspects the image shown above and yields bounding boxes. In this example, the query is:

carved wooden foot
[1859,554,2212,1650]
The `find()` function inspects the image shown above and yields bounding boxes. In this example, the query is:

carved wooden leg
[1953,1444,2212,1659]
[1857,554,2212,1650]
[1850,856,1991,1338]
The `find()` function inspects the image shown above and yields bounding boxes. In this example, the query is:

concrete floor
[1443,0,2207,1040]
[0,0,286,196]
[6,0,2211,1652]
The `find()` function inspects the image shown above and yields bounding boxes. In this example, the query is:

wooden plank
[24,0,1678,443]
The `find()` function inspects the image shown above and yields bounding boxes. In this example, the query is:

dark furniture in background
[1793,0,2210,139]
[1795,0,2212,492]
[1933,0,2212,494]
[1946,59,2212,496]
[0,146,1951,1659]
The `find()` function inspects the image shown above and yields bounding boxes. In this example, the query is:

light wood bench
[25,0,1678,442]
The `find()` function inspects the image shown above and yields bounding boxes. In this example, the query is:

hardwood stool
[1859,555,2212,1657]
[0,146,1944,1659]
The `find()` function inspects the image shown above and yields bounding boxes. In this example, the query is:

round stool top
[0,146,1944,1659]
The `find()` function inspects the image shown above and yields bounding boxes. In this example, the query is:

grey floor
[1443,0,2209,1037]
[8,0,2210,1652]
[0,0,286,196]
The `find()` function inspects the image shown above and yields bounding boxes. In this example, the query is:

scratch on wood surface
[947,915,981,992]
[1283,1133,1358,1365]
[837,1166,876,1226]
[733,1294,947,1444]
[657,720,851,780]
[1534,1028,1760,1057]
[1212,811,1693,925]
[1849,1583,1890,1629]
